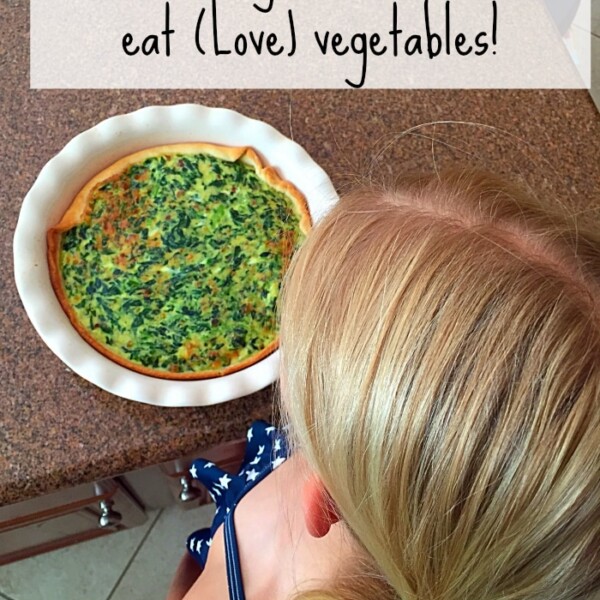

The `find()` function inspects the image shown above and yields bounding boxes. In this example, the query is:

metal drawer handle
[178,475,201,503]
[98,499,122,528]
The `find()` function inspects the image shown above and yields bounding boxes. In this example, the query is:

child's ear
[301,475,340,538]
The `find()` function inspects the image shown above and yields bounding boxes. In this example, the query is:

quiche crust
[47,142,311,380]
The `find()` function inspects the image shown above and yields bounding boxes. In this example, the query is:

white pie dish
[13,104,338,407]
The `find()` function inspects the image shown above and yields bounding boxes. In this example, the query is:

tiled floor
[0,503,214,600]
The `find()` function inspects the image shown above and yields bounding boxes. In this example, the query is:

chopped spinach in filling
[59,152,306,374]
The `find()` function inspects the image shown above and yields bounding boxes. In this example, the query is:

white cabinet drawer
[0,479,146,565]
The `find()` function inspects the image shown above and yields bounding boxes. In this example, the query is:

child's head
[279,169,600,600]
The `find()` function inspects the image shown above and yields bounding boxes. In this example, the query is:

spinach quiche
[47,143,311,379]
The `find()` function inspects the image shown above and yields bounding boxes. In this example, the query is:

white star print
[212,486,221,497]
[218,474,232,489]
[257,444,265,456]
[215,506,220,514]
[189,537,195,548]
[196,539,203,552]
[265,426,275,434]
[272,456,286,469]
[247,428,253,441]
[249,455,261,465]
[274,438,282,452]
[189,465,198,478]
[246,469,259,482]
[207,538,212,547]
[208,491,215,501]
[226,507,230,514]
[203,462,215,469]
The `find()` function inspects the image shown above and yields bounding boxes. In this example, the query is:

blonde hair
[279,169,600,600]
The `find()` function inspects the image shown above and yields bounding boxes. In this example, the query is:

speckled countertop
[1,0,599,507]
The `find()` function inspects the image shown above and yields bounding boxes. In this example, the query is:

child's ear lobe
[301,475,340,538]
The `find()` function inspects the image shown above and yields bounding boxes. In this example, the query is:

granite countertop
[1,1,599,507]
